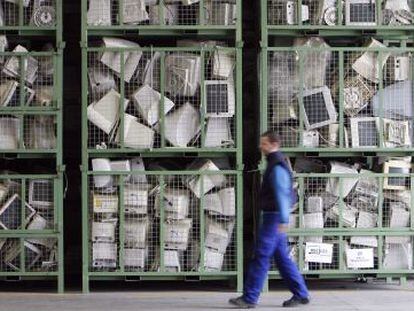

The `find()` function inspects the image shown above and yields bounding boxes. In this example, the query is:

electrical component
[384,0,413,25]
[124,218,149,248]
[383,119,411,148]
[155,189,190,220]
[28,179,53,210]
[124,248,147,269]
[31,0,56,27]
[345,0,376,26]
[114,113,155,149]
[204,80,235,118]
[204,117,233,147]
[205,0,236,25]
[87,89,129,135]
[165,53,201,97]
[182,159,226,198]
[92,221,117,242]
[92,242,117,268]
[162,102,200,147]
[124,185,148,214]
[352,39,390,84]
[205,220,231,254]
[350,117,380,148]
[204,248,224,272]
[387,55,411,81]
[302,86,337,130]
[100,38,142,83]
[343,75,374,117]
[212,49,235,79]
[3,45,38,85]
[122,0,149,24]
[268,0,309,25]
[93,193,118,213]
[302,130,319,148]
[87,0,111,26]
[132,84,175,126]
[204,187,236,217]
[383,160,411,190]
[164,218,192,250]
[0,194,36,230]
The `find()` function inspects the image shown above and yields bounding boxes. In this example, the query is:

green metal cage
[81,168,243,292]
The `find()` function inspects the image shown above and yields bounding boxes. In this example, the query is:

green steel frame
[81,169,243,292]
[81,0,242,43]
[0,0,64,292]
[81,1,244,293]
[260,0,414,284]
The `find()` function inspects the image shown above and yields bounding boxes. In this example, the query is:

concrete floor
[0,282,413,311]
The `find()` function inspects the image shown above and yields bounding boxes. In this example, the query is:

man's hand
[278,224,288,233]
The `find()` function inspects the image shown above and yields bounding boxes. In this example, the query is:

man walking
[229,131,310,308]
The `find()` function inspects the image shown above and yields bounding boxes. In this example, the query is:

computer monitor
[345,0,376,26]
[383,160,411,190]
[383,119,411,148]
[28,179,54,210]
[350,117,380,148]
[0,194,36,230]
[302,86,337,130]
[204,80,235,118]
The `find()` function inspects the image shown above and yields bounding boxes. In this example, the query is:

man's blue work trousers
[243,212,309,304]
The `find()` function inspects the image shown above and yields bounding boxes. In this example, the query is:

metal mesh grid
[0,114,57,150]
[0,177,55,231]
[87,46,237,150]
[88,168,238,273]
[0,0,57,27]
[0,237,58,272]
[383,236,413,270]
[267,0,414,26]
[86,0,238,27]
[267,45,414,150]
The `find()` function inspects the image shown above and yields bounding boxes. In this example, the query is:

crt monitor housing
[28,179,54,209]
[204,80,235,118]
[383,160,412,190]
[350,117,380,148]
[345,0,377,26]
[302,86,337,130]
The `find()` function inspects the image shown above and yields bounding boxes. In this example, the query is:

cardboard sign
[305,243,333,264]
[346,248,374,269]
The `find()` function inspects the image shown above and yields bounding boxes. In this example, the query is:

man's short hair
[261,130,281,144]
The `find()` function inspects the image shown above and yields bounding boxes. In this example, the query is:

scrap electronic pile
[90,157,236,272]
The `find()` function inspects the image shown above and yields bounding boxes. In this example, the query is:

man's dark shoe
[228,296,256,309]
[282,296,310,307]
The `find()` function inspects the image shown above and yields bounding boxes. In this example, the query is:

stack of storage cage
[81,0,243,292]
[261,0,414,283]
[0,0,64,292]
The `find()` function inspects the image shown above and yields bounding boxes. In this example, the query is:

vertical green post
[199,175,205,272]
[119,175,125,272]
[236,171,244,292]
[200,49,206,148]
[159,175,165,271]
[160,51,166,149]
[119,51,125,149]
[338,51,344,148]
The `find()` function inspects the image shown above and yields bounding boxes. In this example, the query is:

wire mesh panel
[0,0,57,28]
[86,44,238,151]
[266,0,414,27]
[86,0,238,27]
[267,42,414,151]
[383,236,413,270]
[0,176,55,231]
[87,164,239,274]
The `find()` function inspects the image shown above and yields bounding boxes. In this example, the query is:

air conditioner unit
[182,159,226,198]
[345,0,376,26]
[165,54,201,97]
[0,117,21,150]
[2,45,38,85]
[383,119,411,148]
[124,218,149,248]
[122,0,149,24]
[204,187,236,217]
[204,117,233,147]
[0,194,36,230]
[114,113,155,149]
[0,81,35,107]
[87,0,112,26]
[93,193,118,213]
[28,179,53,210]
[88,67,116,96]
[203,248,224,272]
[302,86,337,130]
[326,162,359,197]
[132,84,175,126]
[155,188,190,220]
[130,157,147,184]
[91,158,114,189]
[204,80,235,118]
[212,49,235,79]
[124,248,147,269]
[162,102,200,147]
[92,221,117,242]
[87,89,129,135]
[164,218,192,250]
[100,38,142,83]
[25,116,56,150]
[124,185,148,214]
[350,117,380,148]
[383,160,411,190]
[30,0,56,27]
[352,39,390,84]
[92,242,117,268]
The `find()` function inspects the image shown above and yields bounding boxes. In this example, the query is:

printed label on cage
[305,243,333,264]
[346,248,374,269]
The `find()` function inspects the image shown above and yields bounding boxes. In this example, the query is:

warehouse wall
[62,1,259,288]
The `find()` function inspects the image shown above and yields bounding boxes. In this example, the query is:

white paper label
[305,243,333,264]
[346,248,374,269]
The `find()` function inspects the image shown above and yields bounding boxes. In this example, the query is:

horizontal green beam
[89,272,237,277]
[88,170,239,176]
